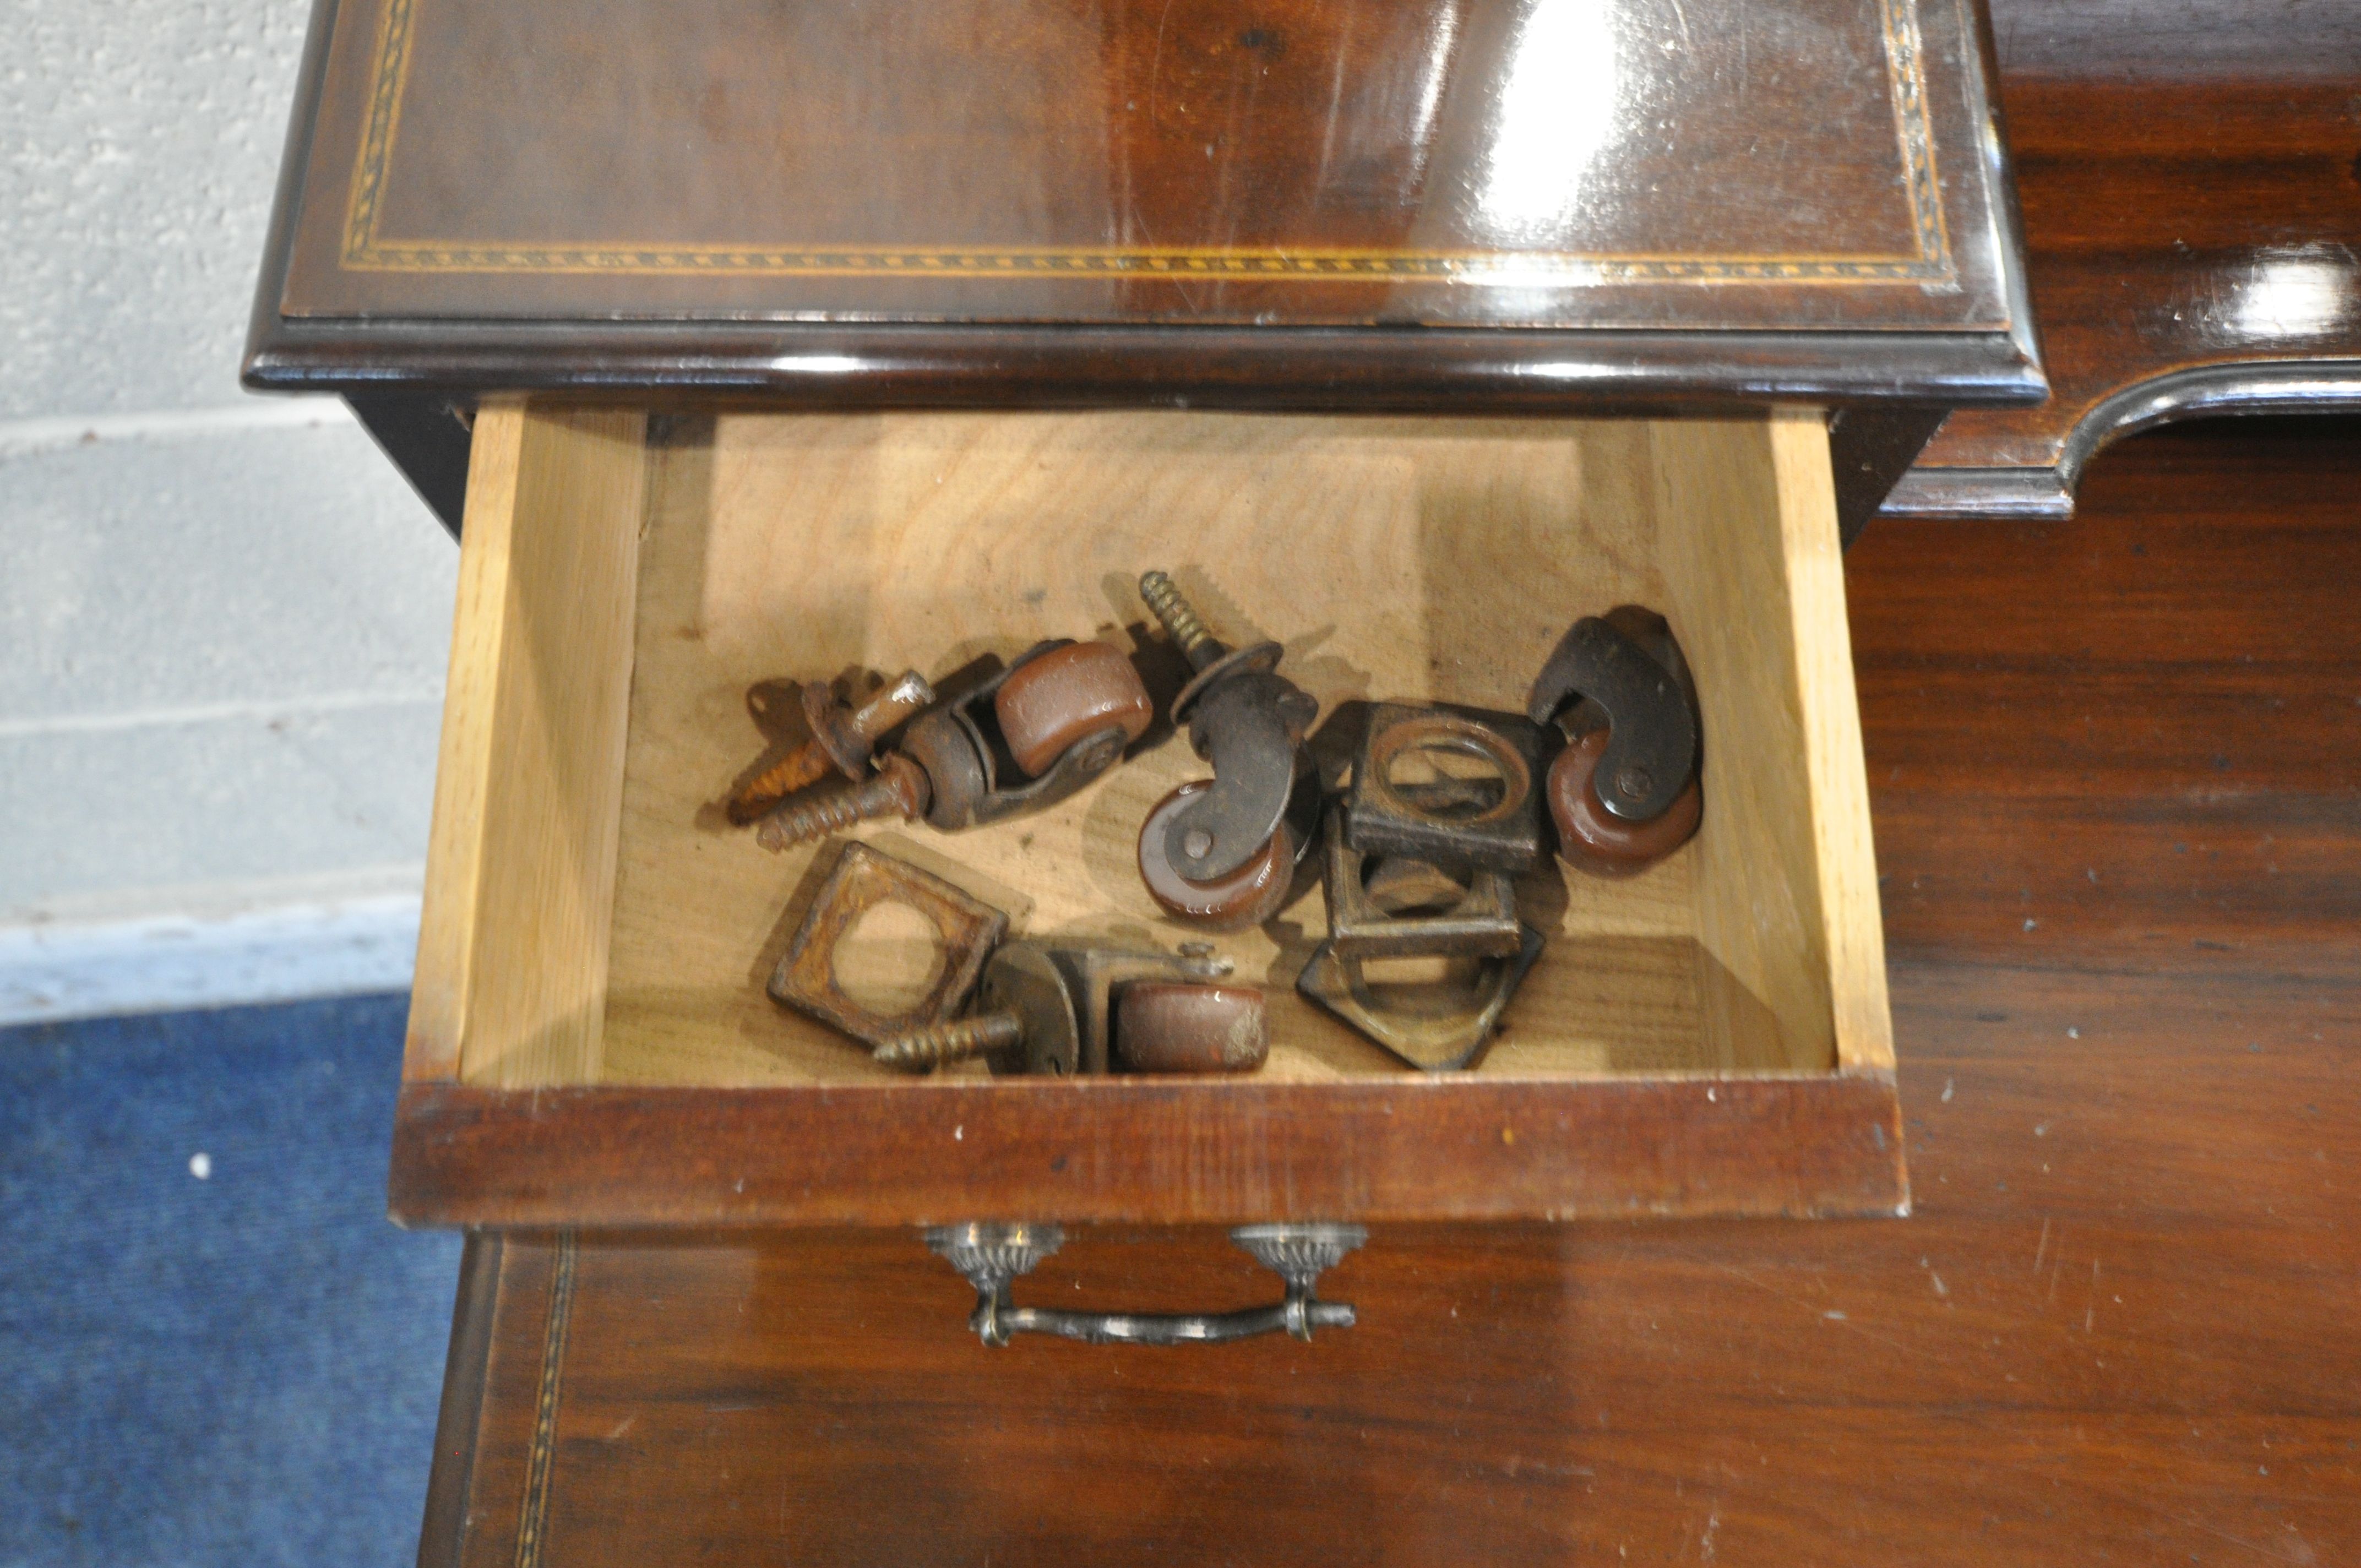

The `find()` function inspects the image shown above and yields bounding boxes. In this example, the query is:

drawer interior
[411,405,1889,1099]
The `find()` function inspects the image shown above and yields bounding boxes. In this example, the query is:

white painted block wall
[2,0,454,1021]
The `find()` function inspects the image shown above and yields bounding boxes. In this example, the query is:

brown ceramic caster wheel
[1137,780,1296,932]
[1114,982,1269,1074]
[1549,728,1701,867]
[994,641,1155,778]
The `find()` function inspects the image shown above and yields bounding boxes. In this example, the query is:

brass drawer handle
[926,1222,1365,1347]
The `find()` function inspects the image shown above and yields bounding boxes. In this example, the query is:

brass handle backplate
[925,1222,1366,1347]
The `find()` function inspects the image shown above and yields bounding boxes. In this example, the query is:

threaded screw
[873,1011,1025,1071]
[730,671,935,824]
[756,753,931,852]
[1139,570,1227,673]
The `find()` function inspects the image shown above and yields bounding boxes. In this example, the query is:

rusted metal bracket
[873,939,1251,1076]
[1525,611,1698,824]
[766,842,1009,1047]
[1296,829,1544,1071]
[901,641,1145,831]
[1345,703,1549,878]
[1138,571,1320,883]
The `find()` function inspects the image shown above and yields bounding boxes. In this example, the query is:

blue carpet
[0,993,462,1568]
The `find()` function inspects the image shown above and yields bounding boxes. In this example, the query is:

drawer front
[393,404,1897,1226]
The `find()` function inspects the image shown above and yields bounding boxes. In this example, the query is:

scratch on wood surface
[2032,1215,2052,1272]
[1704,1263,1913,1356]
[1964,1445,2320,1565]
[2161,1507,2318,1565]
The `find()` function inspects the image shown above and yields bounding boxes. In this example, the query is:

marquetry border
[340,0,1951,286]
[512,1233,578,1568]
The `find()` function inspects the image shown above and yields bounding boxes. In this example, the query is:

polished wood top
[248,0,2039,405]
[286,0,2010,330]
[1890,75,2361,516]
[1886,1,2361,516]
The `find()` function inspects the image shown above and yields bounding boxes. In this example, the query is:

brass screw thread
[730,672,935,824]
[1139,570,1222,671]
[874,1011,1025,1071]
[755,755,929,852]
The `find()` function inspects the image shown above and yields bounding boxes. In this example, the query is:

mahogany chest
[243,0,2361,1557]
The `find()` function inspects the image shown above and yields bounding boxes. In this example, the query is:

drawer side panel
[408,404,650,1087]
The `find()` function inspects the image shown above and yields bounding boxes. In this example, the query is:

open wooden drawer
[391,402,1900,1227]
